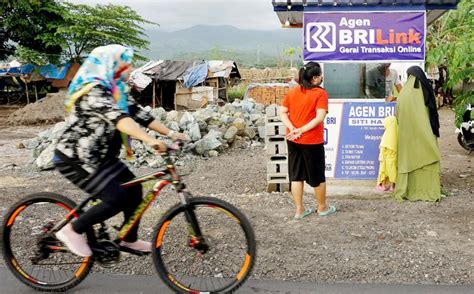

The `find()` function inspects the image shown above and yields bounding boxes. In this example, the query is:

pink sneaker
[55,223,92,257]
[120,240,152,253]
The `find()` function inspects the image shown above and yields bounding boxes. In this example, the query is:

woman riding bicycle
[54,44,186,257]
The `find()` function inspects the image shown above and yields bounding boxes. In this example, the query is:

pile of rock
[19,121,67,170]
[21,99,276,170]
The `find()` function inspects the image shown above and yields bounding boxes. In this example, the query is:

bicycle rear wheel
[1,192,93,291]
[152,197,256,293]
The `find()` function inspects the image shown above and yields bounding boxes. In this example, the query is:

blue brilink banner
[304,12,425,62]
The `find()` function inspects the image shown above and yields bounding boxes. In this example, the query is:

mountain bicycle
[1,141,256,293]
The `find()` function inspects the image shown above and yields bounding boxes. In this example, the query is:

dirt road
[0,106,472,285]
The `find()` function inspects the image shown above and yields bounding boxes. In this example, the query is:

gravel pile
[7,92,66,125]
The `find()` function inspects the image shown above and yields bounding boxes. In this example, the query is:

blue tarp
[7,67,20,75]
[182,63,208,88]
[39,63,71,79]
[20,64,36,75]
[0,63,71,79]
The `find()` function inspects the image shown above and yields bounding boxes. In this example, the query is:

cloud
[69,0,280,31]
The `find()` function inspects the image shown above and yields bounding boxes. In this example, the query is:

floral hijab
[66,44,134,158]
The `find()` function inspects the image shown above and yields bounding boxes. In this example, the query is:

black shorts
[287,141,326,188]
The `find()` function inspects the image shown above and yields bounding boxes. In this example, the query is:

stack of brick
[265,104,289,192]
[245,83,291,106]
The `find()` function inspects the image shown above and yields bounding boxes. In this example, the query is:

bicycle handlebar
[158,139,185,166]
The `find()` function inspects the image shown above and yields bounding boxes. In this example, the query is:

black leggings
[72,168,143,242]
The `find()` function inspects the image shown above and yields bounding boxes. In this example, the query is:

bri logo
[306,22,336,53]
[306,17,422,53]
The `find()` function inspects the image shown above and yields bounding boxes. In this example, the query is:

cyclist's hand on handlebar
[148,139,167,153]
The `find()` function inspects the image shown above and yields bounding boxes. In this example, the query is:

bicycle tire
[151,197,256,293]
[1,192,94,292]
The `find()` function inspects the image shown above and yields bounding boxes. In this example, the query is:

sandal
[294,208,314,220]
[318,205,336,217]
[374,185,389,193]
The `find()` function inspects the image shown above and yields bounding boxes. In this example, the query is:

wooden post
[152,80,156,108]
[34,83,38,101]
[225,79,229,102]
[24,78,30,104]
[160,84,163,107]
[174,82,178,110]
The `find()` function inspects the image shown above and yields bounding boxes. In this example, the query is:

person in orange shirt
[279,62,336,220]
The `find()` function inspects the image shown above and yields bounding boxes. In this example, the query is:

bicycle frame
[117,164,179,240]
[49,152,204,247]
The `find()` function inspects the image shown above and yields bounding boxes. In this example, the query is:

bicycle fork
[179,191,209,254]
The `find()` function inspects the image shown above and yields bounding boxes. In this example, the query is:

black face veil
[406,66,440,137]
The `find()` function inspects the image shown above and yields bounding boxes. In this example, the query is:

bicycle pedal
[119,245,150,256]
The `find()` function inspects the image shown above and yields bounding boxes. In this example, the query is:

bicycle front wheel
[152,197,256,293]
[1,192,93,292]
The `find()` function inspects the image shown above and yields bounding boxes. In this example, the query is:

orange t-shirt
[282,86,329,144]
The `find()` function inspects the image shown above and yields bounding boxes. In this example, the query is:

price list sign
[333,102,395,179]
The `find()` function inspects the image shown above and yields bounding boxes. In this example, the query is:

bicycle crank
[91,240,120,268]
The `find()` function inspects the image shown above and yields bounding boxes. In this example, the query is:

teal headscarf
[66,44,134,158]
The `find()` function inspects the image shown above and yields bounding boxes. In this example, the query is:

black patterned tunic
[54,85,153,195]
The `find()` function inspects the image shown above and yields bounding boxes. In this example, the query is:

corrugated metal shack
[129,60,241,110]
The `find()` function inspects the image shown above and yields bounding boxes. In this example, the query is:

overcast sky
[69,0,281,32]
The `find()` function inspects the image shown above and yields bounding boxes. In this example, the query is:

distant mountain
[142,25,302,66]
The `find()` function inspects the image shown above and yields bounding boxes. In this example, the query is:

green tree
[38,2,157,62]
[0,28,15,61]
[283,47,298,68]
[0,0,63,62]
[426,0,474,117]
[15,46,50,66]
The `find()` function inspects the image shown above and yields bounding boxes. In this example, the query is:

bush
[227,84,246,102]
[453,90,474,128]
